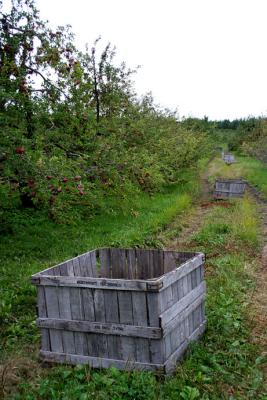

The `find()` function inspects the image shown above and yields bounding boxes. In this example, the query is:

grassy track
[207,155,267,197]
[1,157,267,399]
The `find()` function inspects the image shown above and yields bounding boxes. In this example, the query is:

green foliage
[0,0,212,226]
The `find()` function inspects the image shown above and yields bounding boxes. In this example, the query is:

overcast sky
[35,0,267,120]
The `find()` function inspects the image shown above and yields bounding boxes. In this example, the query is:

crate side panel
[135,249,150,280]
[126,249,137,279]
[147,291,163,363]
[37,286,50,351]
[93,289,108,357]
[81,288,99,357]
[69,287,88,355]
[99,248,111,278]
[44,286,64,353]
[132,291,150,363]
[118,291,136,361]
[104,289,122,360]
[57,287,75,354]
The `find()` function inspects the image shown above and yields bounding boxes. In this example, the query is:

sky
[34,0,267,120]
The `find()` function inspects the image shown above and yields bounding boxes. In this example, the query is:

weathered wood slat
[72,257,81,277]
[59,262,69,276]
[57,287,75,354]
[126,249,136,279]
[32,275,149,291]
[164,321,206,374]
[132,291,150,363]
[89,251,97,277]
[110,248,119,279]
[80,288,98,356]
[140,250,150,279]
[117,249,127,279]
[164,251,179,274]
[155,254,204,291]
[146,292,163,363]
[118,291,136,361]
[40,351,164,372]
[93,289,108,357]
[44,286,63,353]
[78,254,89,277]
[164,333,172,359]
[162,293,205,337]
[160,282,206,327]
[69,287,88,355]
[104,289,121,359]
[99,248,111,278]
[150,250,163,278]
[37,286,50,351]
[117,291,133,325]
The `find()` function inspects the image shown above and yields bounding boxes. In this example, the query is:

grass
[1,158,267,399]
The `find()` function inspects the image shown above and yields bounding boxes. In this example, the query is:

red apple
[49,196,55,204]
[46,175,52,180]
[62,177,68,183]
[15,147,25,154]
[74,175,80,181]
[27,179,34,188]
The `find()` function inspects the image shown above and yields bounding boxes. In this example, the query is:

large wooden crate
[214,179,247,199]
[32,248,206,374]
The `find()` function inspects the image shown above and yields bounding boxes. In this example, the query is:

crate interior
[40,248,197,280]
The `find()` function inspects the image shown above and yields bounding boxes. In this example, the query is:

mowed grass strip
[5,189,267,399]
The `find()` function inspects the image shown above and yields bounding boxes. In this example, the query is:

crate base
[40,321,206,374]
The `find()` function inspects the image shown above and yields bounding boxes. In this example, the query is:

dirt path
[159,165,215,250]
[161,163,267,376]
[247,187,267,369]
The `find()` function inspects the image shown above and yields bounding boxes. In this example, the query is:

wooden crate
[214,179,247,199]
[32,248,206,374]
[222,153,235,164]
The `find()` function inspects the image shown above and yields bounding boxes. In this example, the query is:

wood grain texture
[40,350,164,372]
[132,291,150,363]
[37,286,50,351]
[44,286,63,353]
[160,282,206,327]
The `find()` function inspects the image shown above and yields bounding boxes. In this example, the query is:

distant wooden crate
[214,179,247,199]
[222,153,235,164]
[32,248,206,374]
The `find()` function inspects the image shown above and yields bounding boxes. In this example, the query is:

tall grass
[232,196,259,247]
